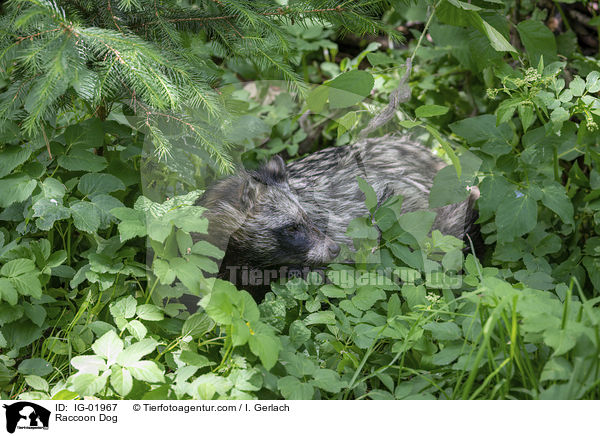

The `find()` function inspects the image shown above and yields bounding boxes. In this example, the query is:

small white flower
[425,293,441,304]
[50,199,58,205]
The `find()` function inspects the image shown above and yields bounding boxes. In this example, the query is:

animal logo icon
[2,402,50,433]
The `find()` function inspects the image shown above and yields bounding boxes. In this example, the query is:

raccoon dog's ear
[240,177,260,210]
[255,155,288,185]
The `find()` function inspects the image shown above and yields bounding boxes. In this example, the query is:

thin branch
[359,0,440,137]
[132,6,345,29]
[41,124,52,159]
[15,27,61,43]
[106,0,124,33]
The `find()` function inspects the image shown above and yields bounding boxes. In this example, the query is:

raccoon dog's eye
[286,223,300,233]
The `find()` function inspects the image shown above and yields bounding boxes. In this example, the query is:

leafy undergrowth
[2,179,600,400]
[1,0,600,400]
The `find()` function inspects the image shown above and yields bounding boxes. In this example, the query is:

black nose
[329,243,340,258]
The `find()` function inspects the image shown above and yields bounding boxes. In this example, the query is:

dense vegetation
[0,0,599,400]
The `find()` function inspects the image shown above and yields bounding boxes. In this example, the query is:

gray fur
[198,135,478,272]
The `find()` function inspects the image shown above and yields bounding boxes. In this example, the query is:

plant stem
[410,0,441,63]
[554,1,572,32]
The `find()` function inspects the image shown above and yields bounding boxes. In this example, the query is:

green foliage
[1,0,600,400]
[0,0,399,169]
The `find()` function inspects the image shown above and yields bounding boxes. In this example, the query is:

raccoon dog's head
[201,155,340,268]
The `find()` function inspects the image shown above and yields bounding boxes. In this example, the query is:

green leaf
[92,330,124,366]
[78,173,126,196]
[145,218,174,243]
[357,177,378,211]
[306,86,329,113]
[179,351,211,368]
[110,365,133,397]
[70,201,101,233]
[0,304,24,326]
[311,368,345,393]
[68,371,109,396]
[424,125,462,176]
[136,304,164,321]
[204,284,235,324]
[32,199,71,231]
[540,183,574,225]
[9,274,42,299]
[289,320,311,348]
[398,211,437,242]
[170,257,203,294]
[64,118,104,149]
[583,256,600,292]
[24,302,46,327]
[167,207,208,235]
[346,217,380,240]
[352,286,386,311]
[424,321,462,341]
[3,319,42,349]
[40,178,67,200]
[464,13,516,53]
[304,311,336,326]
[447,0,481,10]
[0,362,15,387]
[543,329,576,356]
[326,70,374,109]
[0,278,18,305]
[568,76,586,97]
[231,318,250,347]
[366,52,394,66]
[319,284,347,299]
[496,98,521,125]
[0,174,37,208]
[541,357,572,382]
[517,20,557,65]
[25,374,49,392]
[1,259,41,299]
[127,360,165,383]
[57,149,108,172]
[248,332,281,370]
[518,104,536,132]
[110,296,137,319]
[495,191,537,241]
[336,111,358,136]
[71,355,107,374]
[152,259,175,285]
[0,146,33,179]
[116,338,158,366]
[111,207,147,242]
[415,105,449,118]
[52,390,79,400]
[18,358,53,377]
[126,320,147,341]
[188,254,219,274]
[278,376,314,400]
[432,344,463,366]
[1,259,37,277]
[450,114,513,146]
[550,106,570,132]
[47,249,67,269]
[191,241,225,259]
[429,166,469,208]
[182,312,215,338]
[91,194,124,229]
[586,71,600,93]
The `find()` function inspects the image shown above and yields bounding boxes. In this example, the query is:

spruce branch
[1,0,397,170]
